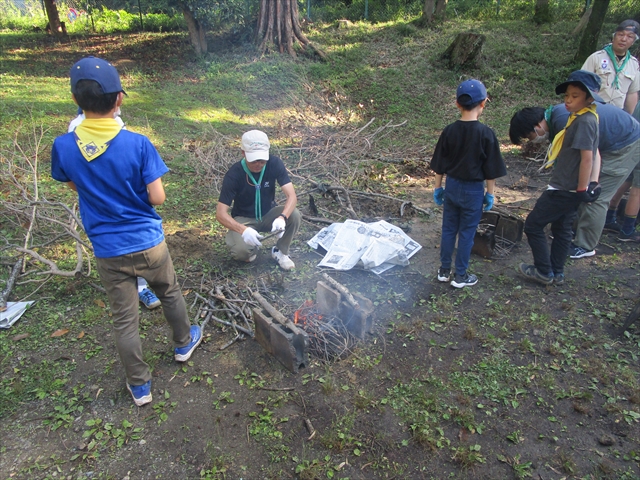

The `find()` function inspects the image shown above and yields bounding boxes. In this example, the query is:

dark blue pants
[440,177,484,276]
[524,190,581,276]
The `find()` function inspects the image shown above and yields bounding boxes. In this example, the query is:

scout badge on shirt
[73,118,123,162]
[600,58,609,70]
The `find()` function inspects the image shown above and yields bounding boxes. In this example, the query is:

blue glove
[483,193,494,212]
[433,187,444,206]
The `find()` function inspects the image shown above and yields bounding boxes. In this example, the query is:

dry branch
[1,123,92,300]
[1,259,22,310]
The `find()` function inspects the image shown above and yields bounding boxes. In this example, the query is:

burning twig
[293,301,357,362]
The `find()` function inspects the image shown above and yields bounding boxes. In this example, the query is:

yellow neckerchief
[73,118,123,162]
[545,104,598,169]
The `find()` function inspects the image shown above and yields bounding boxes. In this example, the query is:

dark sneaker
[437,268,450,282]
[618,231,640,243]
[450,273,478,288]
[517,263,554,286]
[603,222,621,233]
[553,273,565,285]
[127,380,152,406]
[569,245,595,259]
[139,288,161,309]
[175,325,203,362]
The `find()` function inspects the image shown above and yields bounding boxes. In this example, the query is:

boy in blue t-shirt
[51,56,202,406]
[68,108,162,310]
[430,79,507,288]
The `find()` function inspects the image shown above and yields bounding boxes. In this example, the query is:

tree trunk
[441,32,485,68]
[179,2,207,56]
[434,0,447,22]
[418,0,436,26]
[43,0,67,38]
[416,0,445,27]
[572,6,592,35]
[533,0,552,25]
[257,0,324,58]
[575,0,610,63]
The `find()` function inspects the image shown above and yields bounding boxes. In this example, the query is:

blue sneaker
[127,380,152,406]
[139,288,161,309]
[175,325,203,362]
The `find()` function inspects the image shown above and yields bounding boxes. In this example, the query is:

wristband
[279,213,288,221]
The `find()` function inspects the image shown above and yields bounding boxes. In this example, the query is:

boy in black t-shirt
[431,79,507,288]
[216,130,301,270]
[518,70,603,286]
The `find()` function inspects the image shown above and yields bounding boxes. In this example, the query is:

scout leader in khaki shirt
[582,19,640,115]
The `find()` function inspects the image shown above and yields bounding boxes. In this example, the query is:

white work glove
[271,216,286,239]
[241,227,263,247]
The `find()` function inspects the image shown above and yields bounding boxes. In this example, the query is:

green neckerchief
[603,43,631,90]
[544,105,554,128]
[241,159,266,221]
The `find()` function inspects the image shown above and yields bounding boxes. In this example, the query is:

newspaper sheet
[0,301,35,329]
[307,220,422,273]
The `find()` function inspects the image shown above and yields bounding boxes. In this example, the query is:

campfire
[185,274,374,373]
[252,273,374,373]
[293,300,358,362]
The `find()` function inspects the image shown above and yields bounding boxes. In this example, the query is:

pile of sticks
[190,283,259,350]
[294,302,357,362]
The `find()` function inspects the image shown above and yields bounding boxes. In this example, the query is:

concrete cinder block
[253,308,274,355]
[316,281,341,316]
[339,293,374,340]
[253,308,309,374]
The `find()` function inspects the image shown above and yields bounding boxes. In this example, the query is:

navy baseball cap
[70,56,125,95]
[615,19,639,38]
[555,70,605,103]
[456,79,487,106]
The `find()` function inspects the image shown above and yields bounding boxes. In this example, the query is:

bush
[306,0,637,23]
[0,1,185,33]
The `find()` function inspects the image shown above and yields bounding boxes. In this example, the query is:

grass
[1,16,640,480]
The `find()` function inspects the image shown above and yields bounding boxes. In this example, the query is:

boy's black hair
[562,82,592,99]
[457,94,484,111]
[509,107,545,145]
[73,80,119,115]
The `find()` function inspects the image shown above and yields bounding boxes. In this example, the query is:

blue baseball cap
[555,70,604,103]
[456,79,487,106]
[70,56,125,95]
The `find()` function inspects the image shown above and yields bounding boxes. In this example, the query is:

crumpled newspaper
[307,219,421,274]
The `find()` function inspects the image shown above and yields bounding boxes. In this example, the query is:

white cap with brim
[241,130,270,162]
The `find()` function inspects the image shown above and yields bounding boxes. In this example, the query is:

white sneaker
[271,247,295,270]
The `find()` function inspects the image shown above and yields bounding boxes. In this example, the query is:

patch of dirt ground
[1,155,639,480]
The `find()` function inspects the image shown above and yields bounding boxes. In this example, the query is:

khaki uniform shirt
[582,49,640,109]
